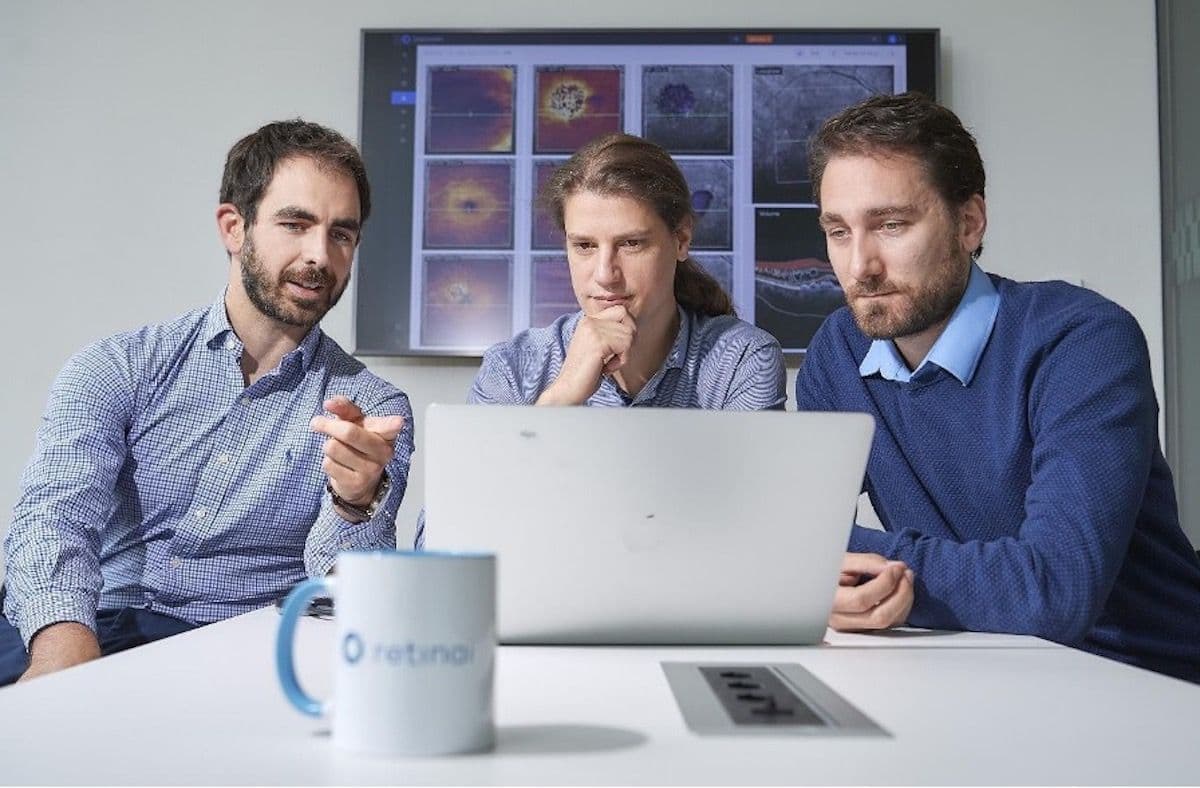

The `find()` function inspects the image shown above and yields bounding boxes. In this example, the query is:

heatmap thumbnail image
[423,161,514,249]
[531,255,577,327]
[535,66,623,154]
[531,159,567,250]
[420,255,513,349]
[425,66,515,154]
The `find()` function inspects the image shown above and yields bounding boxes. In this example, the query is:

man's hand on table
[828,552,914,631]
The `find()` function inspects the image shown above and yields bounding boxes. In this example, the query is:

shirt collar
[203,289,324,374]
[202,292,235,347]
[291,321,324,373]
[858,263,999,385]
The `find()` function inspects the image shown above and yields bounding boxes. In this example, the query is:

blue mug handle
[275,576,335,718]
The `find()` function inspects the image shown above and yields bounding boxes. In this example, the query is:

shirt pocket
[258,432,327,536]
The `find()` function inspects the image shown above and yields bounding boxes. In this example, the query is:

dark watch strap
[327,475,391,522]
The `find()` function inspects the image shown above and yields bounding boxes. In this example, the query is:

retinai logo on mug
[342,632,364,665]
[341,631,475,667]
[277,550,496,756]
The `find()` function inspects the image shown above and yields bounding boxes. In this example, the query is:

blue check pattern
[3,295,413,647]
[470,308,787,409]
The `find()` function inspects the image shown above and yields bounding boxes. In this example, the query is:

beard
[845,232,970,341]
[239,232,347,329]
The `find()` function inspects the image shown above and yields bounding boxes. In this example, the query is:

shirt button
[224,339,236,350]
[170,557,183,568]
[341,542,353,550]
[195,507,207,519]
[240,396,249,405]
[216,453,230,465]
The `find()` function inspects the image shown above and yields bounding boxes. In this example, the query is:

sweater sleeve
[852,306,1157,644]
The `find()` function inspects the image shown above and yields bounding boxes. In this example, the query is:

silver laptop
[423,405,874,645]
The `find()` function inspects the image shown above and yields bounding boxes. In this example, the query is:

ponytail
[674,258,734,317]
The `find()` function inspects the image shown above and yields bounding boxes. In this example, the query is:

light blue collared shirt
[858,263,1000,385]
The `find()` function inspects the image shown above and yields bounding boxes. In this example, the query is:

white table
[0,608,1196,785]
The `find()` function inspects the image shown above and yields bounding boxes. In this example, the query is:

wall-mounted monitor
[356,28,939,356]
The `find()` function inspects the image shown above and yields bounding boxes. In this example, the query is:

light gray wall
[0,0,1164,575]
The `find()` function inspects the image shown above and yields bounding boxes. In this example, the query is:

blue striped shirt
[470,308,787,409]
[3,296,413,647]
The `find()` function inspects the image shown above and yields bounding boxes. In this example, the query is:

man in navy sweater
[802,92,1200,683]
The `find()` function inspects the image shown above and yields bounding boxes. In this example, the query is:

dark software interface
[357,29,938,355]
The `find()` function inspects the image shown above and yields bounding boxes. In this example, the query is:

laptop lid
[424,405,874,645]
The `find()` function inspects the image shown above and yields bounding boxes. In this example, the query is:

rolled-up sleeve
[4,342,135,647]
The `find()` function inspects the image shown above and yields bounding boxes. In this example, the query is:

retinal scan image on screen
[357,29,938,355]
[752,65,894,205]
[642,65,733,155]
[677,159,734,251]
[422,160,515,249]
[530,255,576,328]
[754,206,844,350]
[425,66,516,154]
[531,159,568,251]
[420,254,513,348]
[535,66,625,154]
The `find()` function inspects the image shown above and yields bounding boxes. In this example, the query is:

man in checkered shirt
[0,120,413,684]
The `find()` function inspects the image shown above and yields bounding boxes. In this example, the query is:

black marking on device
[699,666,826,727]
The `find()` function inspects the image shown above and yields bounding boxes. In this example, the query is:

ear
[673,215,694,263]
[216,203,246,256]
[959,194,987,258]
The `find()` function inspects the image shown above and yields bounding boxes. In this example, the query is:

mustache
[286,268,333,289]
[846,278,897,298]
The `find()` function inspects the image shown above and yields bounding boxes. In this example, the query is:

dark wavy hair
[220,119,371,231]
[809,92,986,258]
[540,132,733,316]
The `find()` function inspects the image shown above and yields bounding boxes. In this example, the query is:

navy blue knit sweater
[797,274,1200,683]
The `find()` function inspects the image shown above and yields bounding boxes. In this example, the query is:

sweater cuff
[848,523,894,556]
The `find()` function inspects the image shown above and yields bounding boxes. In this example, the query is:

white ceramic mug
[275,550,496,756]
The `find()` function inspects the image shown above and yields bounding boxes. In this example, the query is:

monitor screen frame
[355,27,940,357]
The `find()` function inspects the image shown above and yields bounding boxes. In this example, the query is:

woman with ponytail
[470,133,785,410]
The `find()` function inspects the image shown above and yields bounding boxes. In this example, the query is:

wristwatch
[327,475,391,523]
